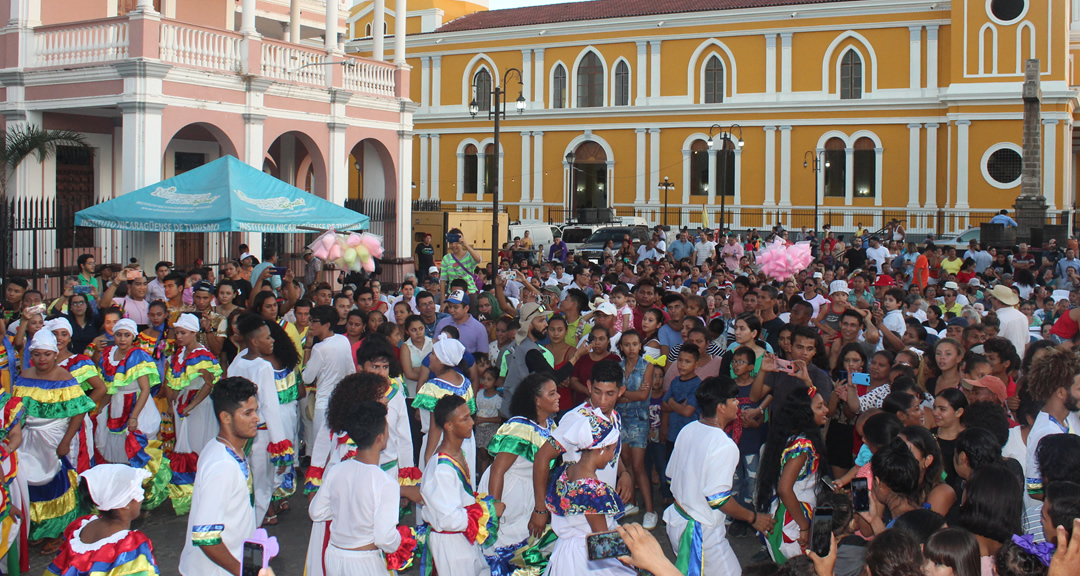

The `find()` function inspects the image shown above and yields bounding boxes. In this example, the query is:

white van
[508,223,561,260]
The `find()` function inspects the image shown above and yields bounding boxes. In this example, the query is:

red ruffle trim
[304,466,325,494]
[464,502,484,545]
[267,439,295,467]
[385,525,417,571]
[49,516,156,572]
[398,466,422,487]
[170,451,199,474]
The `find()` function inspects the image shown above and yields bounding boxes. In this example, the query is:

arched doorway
[347,138,398,259]
[263,131,326,259]
[567,141,607,211]
[162,122,239,268]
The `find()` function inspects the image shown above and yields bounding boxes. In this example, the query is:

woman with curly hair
[756,385,828,563]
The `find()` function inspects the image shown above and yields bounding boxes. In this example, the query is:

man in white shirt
[865,236,891,275]
[637,239,661,264]
[303,305,357,483]
[987,285,1028,356]
[146,261,171,303]
[695,233,718,266]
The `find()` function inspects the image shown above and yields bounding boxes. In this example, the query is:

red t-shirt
[568,353,620,409]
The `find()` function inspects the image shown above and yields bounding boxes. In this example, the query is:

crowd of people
[3,216,1080,576]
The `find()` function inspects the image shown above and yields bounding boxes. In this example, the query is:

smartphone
[851,372,871,394]
[270,267,289,276]
[810,506,834,559]
[446,233,462,244]
[126,269,141,281]
[241,541,264,576]
[873,301,882,311]
[851,477,871,513]
[838,370,848,384]
[586,530,630,562]
[27,304,46,316]
[72,285,92,295]
[774,358,795,374]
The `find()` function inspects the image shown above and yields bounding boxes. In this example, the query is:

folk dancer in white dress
[178,376,259,576]
[664,376,775,576]
[413,336,477,483]
[49,317,107,475]
[478,373,559,575]
[165,313,223,515]
[226,316,295,526]
[309,400,417,576]
[419,395,501,576]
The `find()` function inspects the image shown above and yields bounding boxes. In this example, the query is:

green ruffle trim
[487,434,542,463]
[276,385,299,405]
[411,393,439,412]
[109,362,161,395]
[21,395,94,420]
[29,502,86,541]
[142,453,172,511]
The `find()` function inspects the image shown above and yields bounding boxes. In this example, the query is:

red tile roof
[436,0,855,33]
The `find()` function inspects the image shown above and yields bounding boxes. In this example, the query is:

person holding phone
[441,229,483,294]
[97,268,150,328]
[664,376,775,574]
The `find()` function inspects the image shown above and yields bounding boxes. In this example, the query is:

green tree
[1,125,91,196]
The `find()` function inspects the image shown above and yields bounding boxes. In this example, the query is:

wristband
[533,509,549,515]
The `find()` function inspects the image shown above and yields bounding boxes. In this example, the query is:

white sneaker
[623,504,640,516]
[642,511,658,530]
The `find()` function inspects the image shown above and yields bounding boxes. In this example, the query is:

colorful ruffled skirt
[19,417,84,541]
[96,388,171,510]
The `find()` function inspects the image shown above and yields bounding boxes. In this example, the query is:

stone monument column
[1015,58,1047,244]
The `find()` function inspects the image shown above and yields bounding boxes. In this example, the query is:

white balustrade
[160,23,242,73]
[33,21,129,67]
[343,59,396,97]
[261,41,327,85]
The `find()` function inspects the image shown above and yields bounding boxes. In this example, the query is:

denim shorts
[621,415,649,449]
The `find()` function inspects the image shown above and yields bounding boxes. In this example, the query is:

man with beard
[500,303,587,417]
[1023,347,1080,500]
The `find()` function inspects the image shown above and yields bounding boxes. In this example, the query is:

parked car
[560,225,601,256]
[508,223,561,260]
[576,226,652,263]
[935,228,980,251]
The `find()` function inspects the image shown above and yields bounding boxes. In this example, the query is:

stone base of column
[1014,195,1047,245]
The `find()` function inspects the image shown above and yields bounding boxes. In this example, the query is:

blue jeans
[645,441,670,500]
[734,449,761,509]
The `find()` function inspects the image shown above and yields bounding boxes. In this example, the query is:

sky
[489,0,592,9]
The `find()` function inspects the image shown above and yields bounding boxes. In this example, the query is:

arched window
[464,144,478,197]
[553,64,567,109]
[614,61,630,106]
[576,52,604,108]
[704,55,724,104]
[473,68,492,112]
[840,50,862,100]
[714,139,736,197]
[365,23,372,37]
[824,138,846,197]
[853,137,876,197]
[690,140,709,196]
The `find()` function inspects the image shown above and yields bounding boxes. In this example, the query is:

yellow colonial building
[346,0,1079,236]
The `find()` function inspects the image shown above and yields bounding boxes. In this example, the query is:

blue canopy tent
[75,155,369,233]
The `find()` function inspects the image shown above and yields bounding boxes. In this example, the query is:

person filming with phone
[97,268,150,328]
[750,325,834,415]
[441,229,483,294]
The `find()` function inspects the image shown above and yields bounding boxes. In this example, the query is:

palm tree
[1,124,92,197]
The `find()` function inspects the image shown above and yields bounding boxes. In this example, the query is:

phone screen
[241,542,263,576]
[810,508,833,559]
[586,530,630,561]
[851,477,870,513]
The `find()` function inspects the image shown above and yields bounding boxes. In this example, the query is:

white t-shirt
[865,246,890,274]
[694,241,717,265]
[303,333,357,410]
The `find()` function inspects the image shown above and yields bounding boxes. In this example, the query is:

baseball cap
[446,290,467,305]
[303,247,313,256]
[428,266,439,275]
[947,317,969,328]
[968,278,981,287]
[829,280,850,295]
[873,275,896,287]
[813,272,823,279]
[961,375,1007,404]
[594,302,617,316]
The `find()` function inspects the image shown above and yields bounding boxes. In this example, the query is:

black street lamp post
[803,150,830,232]
[470,69,525,269]
[658,176,674,227]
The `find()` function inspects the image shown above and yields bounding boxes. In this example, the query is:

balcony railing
[33,18,129,67]
[344,59,396,97]
[160,21,243,73]
[261,39,327,85]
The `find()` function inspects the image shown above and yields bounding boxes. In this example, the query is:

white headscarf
[557,406,619,462]
[174,313,200,333]
[29,329,59,353]
[45,317,73,335]
[79,464,151,511]
[113,319,138,336]
[432,333,465,367]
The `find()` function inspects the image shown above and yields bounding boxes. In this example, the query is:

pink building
[0,0,414,275]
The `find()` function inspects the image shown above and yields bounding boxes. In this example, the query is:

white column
[763,126,777,206]
[456,152,465,201]
[779,126,792,206]
[909,26,922,91]
[240,0,256,34]
[120,103,165,265]
[136,0,157,11]
[393,0,407,64]
[432,56,442,108]
[926,25,939,92]
[844,147,855,205]
[533,49,545,109]
[532,132,544,210]
[397,130,414,261]
[418,134,429,200]
[635,41,648,106]
[816,148,826,206]
[874,147,884,207]
[430,134,441,200]
[925,123,939,208]
[707,149,718,207]
[681,149,692,204]
[326,0,340,51]
[649,128,661,205]
[765,34,777,98]
[780,33,793,94]
[373,0,385,61]
[420,57,431,109]
[521,50,533,104]
[327,123,348,204]
[649,41,661,101]
[289,0,300,43]
[521,132,532,218]
[1045,119,1059,210]
[908,123,922,207]
[956,120,970,209]
[635,128,647,204]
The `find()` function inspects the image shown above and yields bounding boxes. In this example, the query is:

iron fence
[0,196,101,294]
